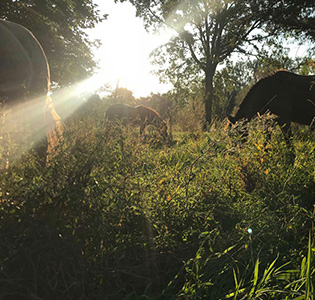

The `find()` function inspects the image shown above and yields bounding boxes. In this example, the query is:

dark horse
[0,19,62,167]
[227,70,315,149]
[106,103,168,140]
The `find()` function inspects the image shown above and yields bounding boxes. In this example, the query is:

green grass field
[1,104,314,299]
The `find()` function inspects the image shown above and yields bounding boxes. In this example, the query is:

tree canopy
[0,0,106,86]
[254,0,315,43]
[117,0,315,126]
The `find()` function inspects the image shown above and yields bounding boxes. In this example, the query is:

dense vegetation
[1,99,314,299]
[1,1,314,299]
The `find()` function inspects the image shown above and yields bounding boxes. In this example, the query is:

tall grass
[0,104,314,299]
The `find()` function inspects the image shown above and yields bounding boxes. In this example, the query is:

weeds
[0,107,314,299]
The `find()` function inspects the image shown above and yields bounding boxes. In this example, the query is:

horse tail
[45,95,63,164]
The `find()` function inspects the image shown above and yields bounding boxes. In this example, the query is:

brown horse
[0,19,62,167]
[227,70,315,149]
[105,103,138,123]
[106,103,168,140]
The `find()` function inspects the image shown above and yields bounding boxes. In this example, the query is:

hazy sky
[86,1,173,98]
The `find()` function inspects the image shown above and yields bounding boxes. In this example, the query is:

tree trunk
[203,64,216,130]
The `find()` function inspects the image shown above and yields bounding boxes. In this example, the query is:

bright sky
[85,1,173,98]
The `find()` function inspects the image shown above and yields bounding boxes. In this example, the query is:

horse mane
[136,105,162,118]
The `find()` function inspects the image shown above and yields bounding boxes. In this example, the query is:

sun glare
[1,79,98,167]
[75,72,107,95]
[1,2,176,167]
[1,72,109,167]
[87,1,174,97]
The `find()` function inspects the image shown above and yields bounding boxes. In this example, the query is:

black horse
[227,70,315,148]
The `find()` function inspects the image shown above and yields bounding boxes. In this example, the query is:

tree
[253,0,315,43]
[137,93,172,118]
[109,87,136,105]
[116,0,271,127]
[117,0,314,127]
[0,0,106,86]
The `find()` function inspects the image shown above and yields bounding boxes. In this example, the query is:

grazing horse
[105,103,138,123]
[227,70,315,149]
[106,103,168,140]
[0,19,62,168]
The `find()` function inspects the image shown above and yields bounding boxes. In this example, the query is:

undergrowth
[0,103,314,299]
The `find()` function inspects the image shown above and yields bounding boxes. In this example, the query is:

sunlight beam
[1,72,107,167]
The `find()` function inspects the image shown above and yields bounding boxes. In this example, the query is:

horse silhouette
[0,19,62,168]
[106,103,168,140]
[227,70,315,149]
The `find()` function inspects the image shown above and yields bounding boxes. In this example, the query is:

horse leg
[35,137,48,168]
[277,118,295,162]
[140,123,146,141]
[279,121,293,148]
[263,117,274,148]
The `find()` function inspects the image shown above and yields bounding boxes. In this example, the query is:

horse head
[226,114,249,144]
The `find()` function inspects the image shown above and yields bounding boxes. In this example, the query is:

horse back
[0,19,50,103]
[106,103,138,120]
[136,105,161,123]
[239,71,315,122]
[267,72,315,124]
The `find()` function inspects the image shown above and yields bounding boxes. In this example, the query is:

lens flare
[1,72,108,168]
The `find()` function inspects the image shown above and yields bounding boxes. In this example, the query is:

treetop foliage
[0,0,107,86]
[118,0,314,69]
[253,0,315,42]
[117,0,315,40]
[119,1,268,64]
